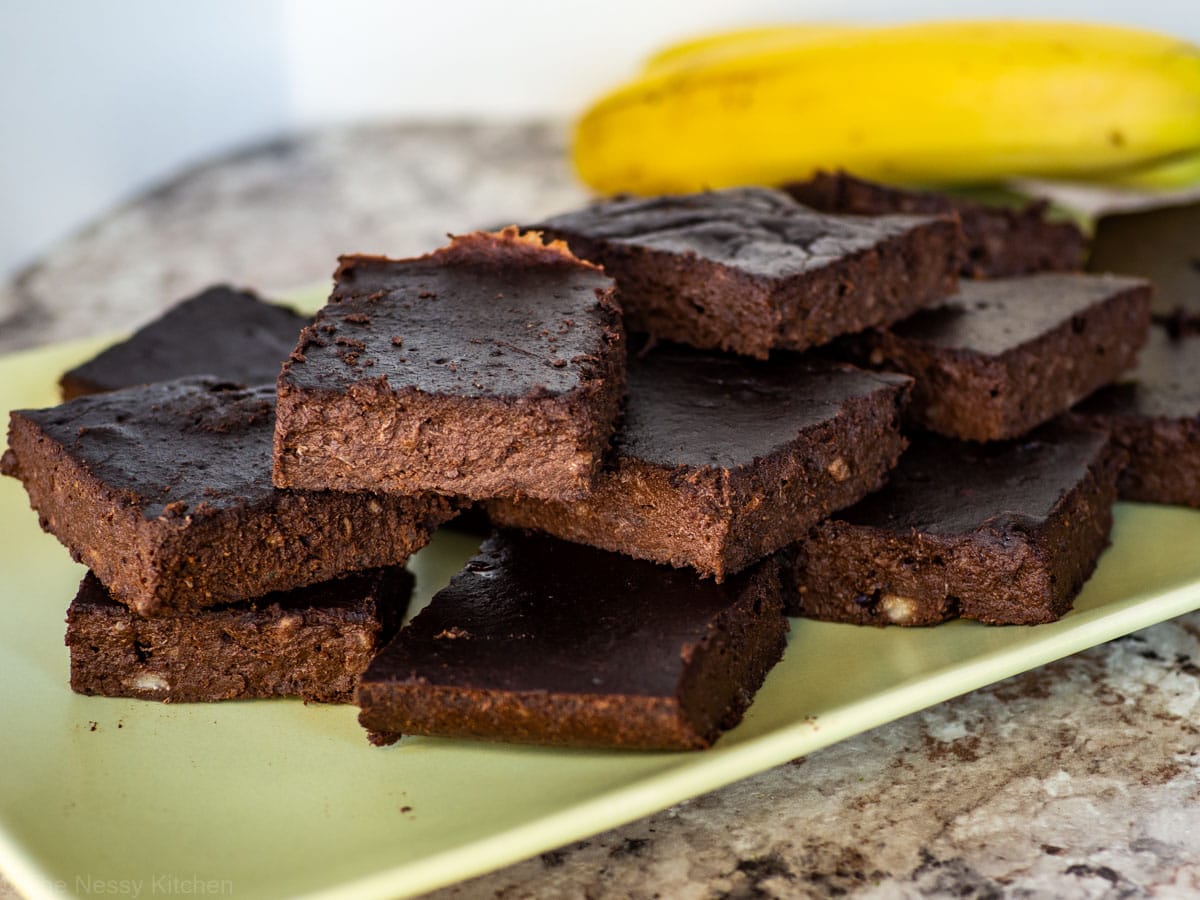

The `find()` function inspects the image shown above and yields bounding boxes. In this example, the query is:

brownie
[356,531,789,750]
[532,188,960,359]
[273,228,625,502]
[1087,200,1200,331]
[788,424,1123,626]
[1,378,454,615]
[67,567,413,703]
[785,171,1087,279]
[854,273,1152,441]
[489,344,912,581]
[1071,324,1200,507]
[59,286,308,400]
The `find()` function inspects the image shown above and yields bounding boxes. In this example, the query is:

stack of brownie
[273,222,940,748]
[499,183,1148,633]
[2,288,457,703]
[5,174,1195,753]
[1072,199,1200,507]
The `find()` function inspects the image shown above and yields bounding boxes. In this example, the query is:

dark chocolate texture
[274,229,625,502]
[785,170,1087,278]
[356,531,789,750]
[789,424,1122,626]
[59,286,308,400]
[1071,324,1200,507]
[2,378,454,615]
[857,273,1151,441]
[67,567,413,703]
[490,344,911,580]
[615,345,908,469]
[534,187,960,358]
[1087,199,1200,329]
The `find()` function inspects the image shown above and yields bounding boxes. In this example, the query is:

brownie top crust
[621,344,911,469]
[61,286,307,395]
[1088,200,1200,322]
[782,170,1088,279]
[534,187,942,281]
[10,377,282,519]
[365,530,765,697]
[1074,324,1200,421]
[886,273,1151,357]
[839,424,1110,536]
[74,565,409,618]
[281,228,620,399]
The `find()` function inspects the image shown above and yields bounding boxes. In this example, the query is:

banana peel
[575,21,1200,194]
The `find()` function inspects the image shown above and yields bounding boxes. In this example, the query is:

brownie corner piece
[356,531,788,750]
[67,567,414,703]
[533,187,959,359]
[489,346,912,580]
[59,285,308,400]
[784,170,1087,278]
[861,272,1152,441]
[5,377,453,615]
[789,423,1123,626]
[273,229,625,501]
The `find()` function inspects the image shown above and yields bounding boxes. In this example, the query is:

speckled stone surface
[0,121,588,352]
[3,121,1200,900]
[432,621,1200,899]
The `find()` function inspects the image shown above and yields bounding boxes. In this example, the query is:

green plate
[2,334,1200,900]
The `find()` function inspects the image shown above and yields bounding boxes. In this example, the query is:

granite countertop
[3,121,1199,900]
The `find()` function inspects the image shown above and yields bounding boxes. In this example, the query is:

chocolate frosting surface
[840,424,1110,535]
[620,344,909,469]
[1074,324,1200,421]
[282,231,618,398]
[366,530,757,697]
[536,188,938,280]
[64,287,307,392]
[17,377,278,519]
[888,273,1149,356]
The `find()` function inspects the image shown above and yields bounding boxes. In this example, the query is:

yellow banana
[1093,149,1200,189]
[575,21,1200,194]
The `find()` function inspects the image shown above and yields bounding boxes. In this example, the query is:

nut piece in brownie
[532,187,959,359]
[59,286,309,400]
[356,531,788,751]
[1071,324,1200,508]
[788,424,1123,627]
[1,378,454,616]
[67,567,413,703]
[854,273,1151,442]
[489,344,911,581]
[785,170,1087,278]
[1087,199,1200,331]
[273,229,625,502]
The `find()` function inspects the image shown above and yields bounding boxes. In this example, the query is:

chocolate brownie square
[1071,324,1200,507]
[788,424,1123,626]
[60,286,308,400]
[1088,199,1200,331]
[273,229,625,502]
[356,531,788,750]
[67,567,413,703]
[785,170,1087,278]
[533,188,960,359]
[855,273,1151,441]
[489,344,911,580]
[2,378,454,615]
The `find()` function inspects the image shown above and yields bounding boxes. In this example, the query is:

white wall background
[2,0,1199,280]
